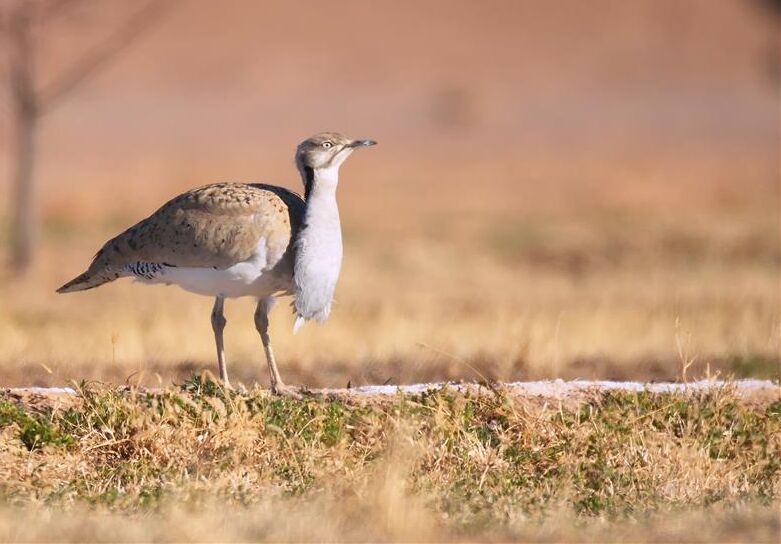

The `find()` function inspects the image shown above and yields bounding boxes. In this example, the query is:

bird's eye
[322,141,333,149]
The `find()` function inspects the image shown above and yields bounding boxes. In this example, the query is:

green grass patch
[0,400,74,451]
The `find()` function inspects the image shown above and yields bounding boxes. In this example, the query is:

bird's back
[58,183,306,293]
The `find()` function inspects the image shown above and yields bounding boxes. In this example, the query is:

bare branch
[38,0,169,113]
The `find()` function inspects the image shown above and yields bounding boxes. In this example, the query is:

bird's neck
[302,165,340,225]
[303,165,339,201]
[293,165,344,325]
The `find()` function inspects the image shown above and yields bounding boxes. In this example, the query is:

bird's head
[295,132,376,172]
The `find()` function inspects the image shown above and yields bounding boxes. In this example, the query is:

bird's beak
[348,139,377,148]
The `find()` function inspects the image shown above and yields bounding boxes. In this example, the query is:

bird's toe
[272,384,304,399]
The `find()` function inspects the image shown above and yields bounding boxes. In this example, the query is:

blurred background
[0,0,778,387]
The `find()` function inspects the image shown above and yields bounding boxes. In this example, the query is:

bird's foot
[232,382,249,395]
[271,383,304,399]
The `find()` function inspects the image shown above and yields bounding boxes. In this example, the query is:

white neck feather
[292,165,344,331]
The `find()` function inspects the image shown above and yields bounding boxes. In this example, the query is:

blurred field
[0,0,778,388]
[1,203,778,388]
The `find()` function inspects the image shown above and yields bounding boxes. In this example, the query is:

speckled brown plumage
[58,183,306,292]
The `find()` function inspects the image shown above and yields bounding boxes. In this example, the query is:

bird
[57,132,376,394]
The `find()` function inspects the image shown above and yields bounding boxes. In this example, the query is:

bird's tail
[57,268,119,293]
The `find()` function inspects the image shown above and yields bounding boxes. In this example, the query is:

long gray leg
[211,296,229,386]
[254,296,289,394]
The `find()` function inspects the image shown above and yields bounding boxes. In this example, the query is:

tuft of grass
[0,400,74,451]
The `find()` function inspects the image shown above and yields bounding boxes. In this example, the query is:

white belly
[150,262,286,298]
[131,238,290,298]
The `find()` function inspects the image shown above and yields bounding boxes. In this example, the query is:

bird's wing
[89,183,306,272]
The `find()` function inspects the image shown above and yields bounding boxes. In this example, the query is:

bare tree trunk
[10,102,37,274]
[8,3,37,275]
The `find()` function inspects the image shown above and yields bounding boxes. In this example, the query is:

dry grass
[0,380,778,542]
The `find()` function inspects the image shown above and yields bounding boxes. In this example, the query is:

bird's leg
[211,295,230,387]
[254,296,297,396]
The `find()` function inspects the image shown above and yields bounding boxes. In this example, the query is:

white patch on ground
[9,387,78,395]
[5,380,778,398]
[347,379,779,396]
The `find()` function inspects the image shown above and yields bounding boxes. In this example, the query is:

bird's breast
[292,197,343,323]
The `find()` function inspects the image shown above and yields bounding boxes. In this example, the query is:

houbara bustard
[58,132,376,394]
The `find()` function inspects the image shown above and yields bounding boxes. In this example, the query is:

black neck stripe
[303,166,315,200]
